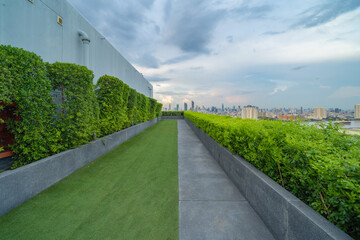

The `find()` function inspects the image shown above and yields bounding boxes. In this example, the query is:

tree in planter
[137,93,149,123]
[46,62,99,149]
[155,103,163,117]
[0,45,60,168]
[95,75,130,136]
[148,98,157,120]
[126,88,138,126]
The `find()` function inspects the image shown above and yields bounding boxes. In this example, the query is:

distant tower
[169,104,171,111]
[355,104,360,118]
[300,106,303,114]
[313,108,327,119]
[191,101,194,111]
[222,104,224,112]
[176,104,179,111]
[241,105,259,120]
[184,103,188,111]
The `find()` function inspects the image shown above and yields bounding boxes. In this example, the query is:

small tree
[46,62,99,149]
[0,45,60,167]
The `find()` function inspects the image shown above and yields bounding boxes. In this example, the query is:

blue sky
[68,0,360,109]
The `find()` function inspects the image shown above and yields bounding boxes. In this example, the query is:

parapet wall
[0,118,160,216]
[185,118,352,240]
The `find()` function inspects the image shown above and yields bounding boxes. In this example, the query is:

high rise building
[313,108,327,119]
[242,105,258,120]
[222,104,224,112]
[169,104,171,111]
[184,103,188,111]
[258,111,266,119]
[191,101,194,110]
[176,104,179,111]
[355,104,360,119]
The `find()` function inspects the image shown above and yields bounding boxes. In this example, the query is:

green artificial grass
[0,120,179,240]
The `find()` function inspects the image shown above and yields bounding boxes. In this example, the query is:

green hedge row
[161,111,184,116]
[0,45,162,168]
[185,112,359,239]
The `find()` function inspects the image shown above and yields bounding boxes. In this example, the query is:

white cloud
[269,80,294,95]
[330,86,360,98]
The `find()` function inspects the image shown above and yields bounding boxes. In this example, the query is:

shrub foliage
[0,45,59,167]
[46,62,100,149]
[0,45,162,169]
[185,112,360,238]
[162,111,184,116]
[95,75,129,136]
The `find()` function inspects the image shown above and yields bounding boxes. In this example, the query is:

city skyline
[68,0,360,109]
[163,102,359,112]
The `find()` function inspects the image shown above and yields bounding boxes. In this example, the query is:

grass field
[0,120,178,240]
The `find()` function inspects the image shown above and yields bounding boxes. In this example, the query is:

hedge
[46,62,100,149]
[1,45,162,169]
[138,93,149,123]
[0,45,60,167]
[155,103,163,117]
[185,112,360,239]
[162,111,184,116]
[126,88,139,127]
[95,75,129,136]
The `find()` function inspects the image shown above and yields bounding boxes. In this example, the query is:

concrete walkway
[178,120,275,240]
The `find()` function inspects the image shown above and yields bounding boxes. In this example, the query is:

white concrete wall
[0,0,153,97]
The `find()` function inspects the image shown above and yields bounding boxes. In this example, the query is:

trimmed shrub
[155,103,163,117]
[162,111,184,116]
[137,93,149,123]
[185,112,360,238]
[126,88,138,127]
[148,98,157,120]
[0,45,60,167]
[96,75,130,136]
[46,62,99,149]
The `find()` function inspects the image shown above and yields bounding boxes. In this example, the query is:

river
[309,120,360,129]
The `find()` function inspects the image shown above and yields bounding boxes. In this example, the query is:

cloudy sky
[67,0,360,109]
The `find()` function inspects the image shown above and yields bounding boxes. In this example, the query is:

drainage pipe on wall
[78,30,90,67]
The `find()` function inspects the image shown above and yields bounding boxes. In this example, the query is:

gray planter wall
[0,118,160,216]
[184,118,352,240]
[161,116,184,119]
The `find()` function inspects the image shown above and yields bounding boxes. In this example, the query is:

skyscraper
[191,101,194,110]
[176,104,179,111]
[355,104,360,119]
[313,108,327,119]
[242,105,258,120]
[169,104,171,111]
[184,103,188,111]
[222,104,224,112]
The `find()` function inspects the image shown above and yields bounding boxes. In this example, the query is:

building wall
[355,104,360,119]
[313,108,327,119]
[242,106,258,120]
[0,0,153,97]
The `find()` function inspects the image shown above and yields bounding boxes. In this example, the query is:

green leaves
[185,111,360,239]
[95,75,129,136]
[96,75,161,134]
[162,111,184,116]
[0,45,59,166]
[46,62,99,149]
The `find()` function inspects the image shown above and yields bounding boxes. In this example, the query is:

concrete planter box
[0,118,160,216]
[161,116,184,119]
[185,118,352,240]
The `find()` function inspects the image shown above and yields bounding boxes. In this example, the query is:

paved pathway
[178,120,275,240]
